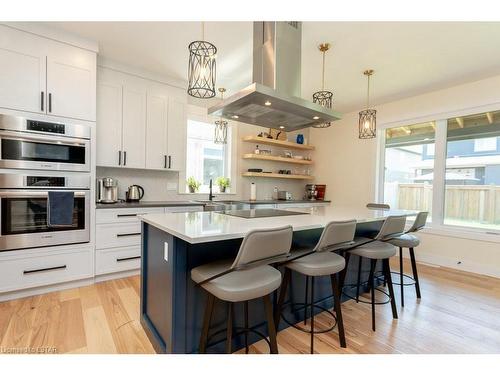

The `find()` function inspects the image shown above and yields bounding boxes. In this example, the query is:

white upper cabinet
[122,86,146,169]
[146,93,168,170]
[0,25,96,121]
[0,25,46,114]
[167,98,186,171]
[46,43,96,121]
[96,81,123,167]
[97,67,186,171]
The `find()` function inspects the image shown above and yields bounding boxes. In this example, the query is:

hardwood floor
[1,258,500,354]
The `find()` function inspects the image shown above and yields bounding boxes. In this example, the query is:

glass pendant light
[188,22,217,99]
[358,69,377,139]
[214,88,228,144]
[312,43,333,128]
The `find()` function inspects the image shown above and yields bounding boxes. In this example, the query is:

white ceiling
[47,21,500,113]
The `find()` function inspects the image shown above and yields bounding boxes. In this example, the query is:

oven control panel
[27,120,65,134]
[26,176,66,187]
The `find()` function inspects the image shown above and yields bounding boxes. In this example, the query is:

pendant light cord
[366,74,371,109]
[201,21,205,41]
[321,50,326,91]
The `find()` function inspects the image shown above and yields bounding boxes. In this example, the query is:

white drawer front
[96,222,142,249]
[165,205,203,213]
[249,204,276,209]
[96,207,164,224]
[0,248,93,293]
[95,246,140,275]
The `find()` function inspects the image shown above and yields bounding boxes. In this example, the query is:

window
[383,122,435,217]
[380,111,500,233]
[474,137,497,152]
[444,115,500,230]
[185,119,231,193]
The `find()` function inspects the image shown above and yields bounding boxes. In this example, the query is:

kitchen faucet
[208,179,215,201]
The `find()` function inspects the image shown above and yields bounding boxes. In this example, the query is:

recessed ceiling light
[264,101,272,106]
[279,126,285,129]
[231,115,239,119]
[313,116,320,120]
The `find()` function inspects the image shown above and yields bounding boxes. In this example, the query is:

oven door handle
[0,190,87,198]
[0,130,88,147]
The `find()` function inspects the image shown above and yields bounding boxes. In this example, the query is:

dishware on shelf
[296,134,304,144]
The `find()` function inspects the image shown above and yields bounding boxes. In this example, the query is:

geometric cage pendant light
[214,88,228,144]
[358,69,377,139]
[312,43,333,128]
[188,22,217,99]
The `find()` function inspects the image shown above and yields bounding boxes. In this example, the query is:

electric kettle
[126,185,144,202]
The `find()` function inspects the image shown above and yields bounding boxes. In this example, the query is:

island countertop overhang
[139,206,418,244]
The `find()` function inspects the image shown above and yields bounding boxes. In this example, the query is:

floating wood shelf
[242,153,313,165]
[242,172,314,180]
[242,135,315,151]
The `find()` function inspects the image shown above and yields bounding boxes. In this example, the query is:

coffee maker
[305,184,318,200]
[97,177,118,203]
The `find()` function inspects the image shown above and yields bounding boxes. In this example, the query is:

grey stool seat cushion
[191,259,282,302]
[349,241,397,259]
[386,233,420,248]
[286,251,345,277]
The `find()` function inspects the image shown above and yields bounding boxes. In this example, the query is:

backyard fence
[389,183,500,225]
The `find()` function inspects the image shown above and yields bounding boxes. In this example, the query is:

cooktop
[221,208,308,219]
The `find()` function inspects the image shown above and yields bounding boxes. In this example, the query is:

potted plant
[187,177,201,193]
[215,177,230,193]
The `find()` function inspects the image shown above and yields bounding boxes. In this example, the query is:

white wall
[310,74,500,278]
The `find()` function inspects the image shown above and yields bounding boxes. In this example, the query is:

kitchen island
[139,206,416,354]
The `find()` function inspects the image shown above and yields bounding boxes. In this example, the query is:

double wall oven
[0,114,91,252]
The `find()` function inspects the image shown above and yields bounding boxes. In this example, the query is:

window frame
[376,102,500,242]
[179,108,237,196]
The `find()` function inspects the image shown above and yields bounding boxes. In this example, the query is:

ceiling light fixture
[231,115,239,119]
[264,100,272,106]
[187,22,217,99]
[358,69,377,139]
[214,88,228,144]
[312,43,333,129]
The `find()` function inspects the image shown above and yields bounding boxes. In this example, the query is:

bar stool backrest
[231,225,293,269]
[367,203,391,210]
[407,211,428,233]
[375,215,407,241]
[313,220,357,252]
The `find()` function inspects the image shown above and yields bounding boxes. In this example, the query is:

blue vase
[296,134,304,144]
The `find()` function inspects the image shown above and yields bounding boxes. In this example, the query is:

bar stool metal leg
[339,251,351,291]
[199,293,215,353]
[356,256,362,302]
[310,276,315,354]
[331,274,346,348]
[226,302,233,354]
[244,301,249,354]
[274,268,291,328]
[399,247,405,307]
[263,294,279,354]
[304,276,309,325]
[383,258,398,319]
[370,259,377,331]
[409,247,422,299]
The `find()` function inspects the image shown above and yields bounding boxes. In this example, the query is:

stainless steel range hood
[208,22,342,131]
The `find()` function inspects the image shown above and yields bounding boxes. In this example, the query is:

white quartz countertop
[139,205,417,244]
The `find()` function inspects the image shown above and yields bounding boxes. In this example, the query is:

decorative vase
[296,134,304,144]
[219,186,226,193]
[188,186,196,193]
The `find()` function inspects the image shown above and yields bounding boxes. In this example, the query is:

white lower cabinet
[95,205,202,277]
[0,246,93,293]
[95,246,141,276]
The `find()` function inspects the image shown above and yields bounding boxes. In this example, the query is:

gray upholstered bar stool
[191,225,293,354]
[385,211,428,307]
[274,220,357,353]
[346,215,407,331]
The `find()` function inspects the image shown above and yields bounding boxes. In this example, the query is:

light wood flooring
[1,258,500,354]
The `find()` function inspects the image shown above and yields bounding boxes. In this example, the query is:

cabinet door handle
[164,155,167,169]
[48,93,52,113]
[41,91,44,111]
[118,151,122,166]
[116,256,141,262]
[117,213,137,218]
[23,265,67,275]
[123,151,127,166]
[116,232,141,237]
[168,155,172,169]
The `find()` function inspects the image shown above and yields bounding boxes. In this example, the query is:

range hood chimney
[208,21,342,131]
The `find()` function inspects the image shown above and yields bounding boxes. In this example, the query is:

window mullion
[431,119,448,226]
